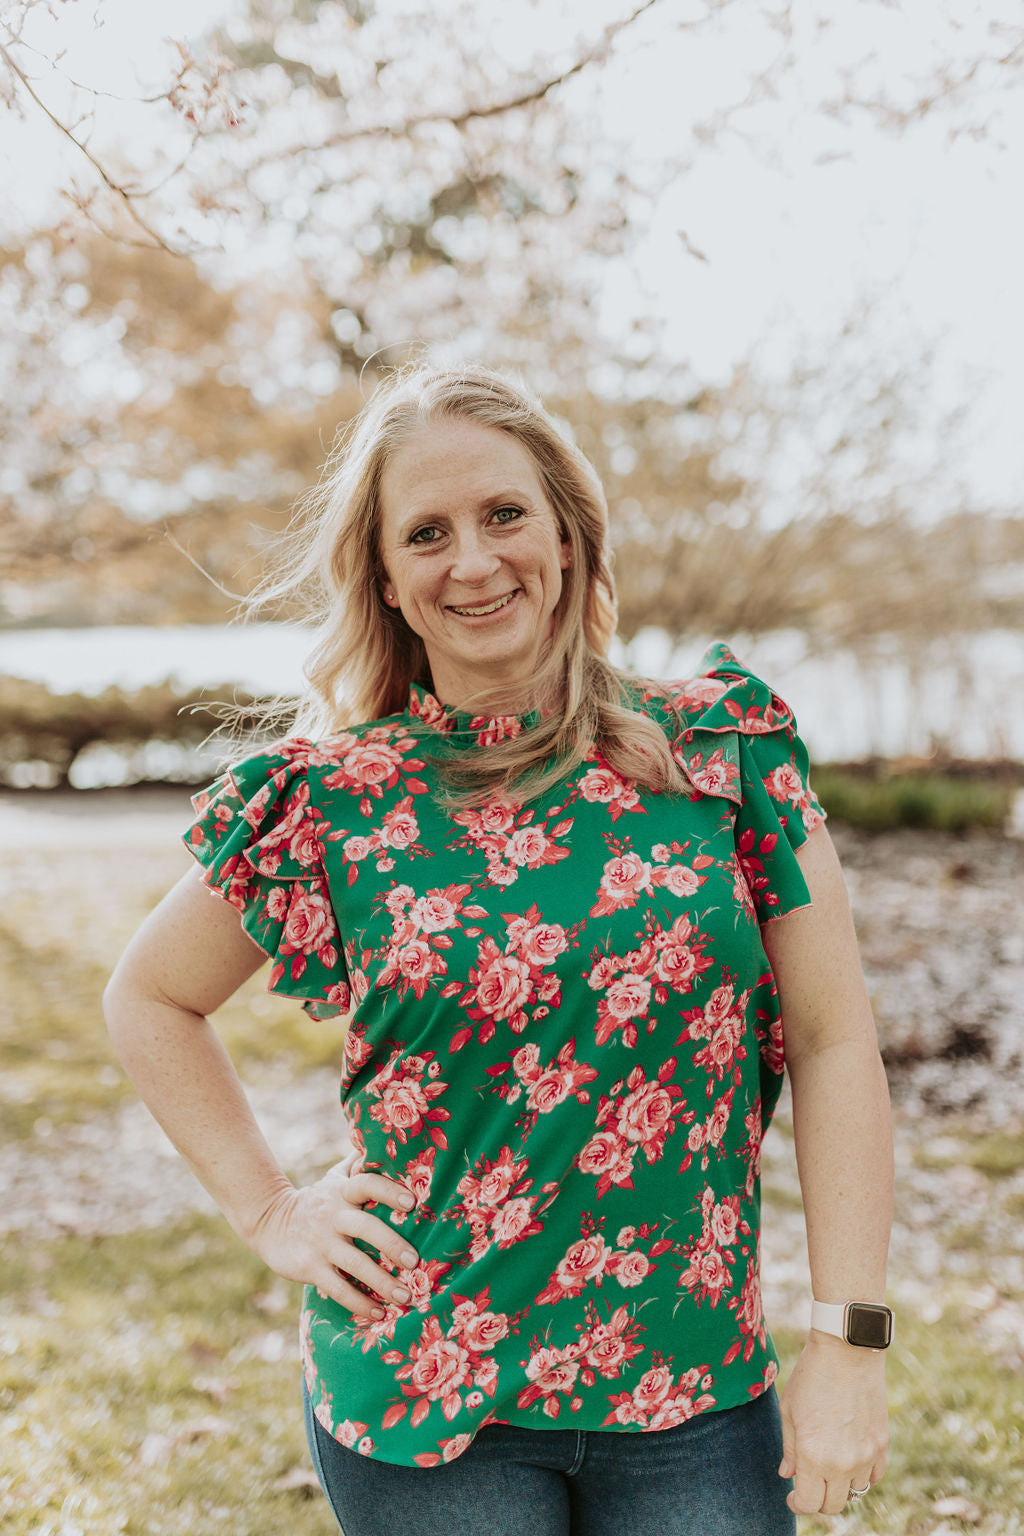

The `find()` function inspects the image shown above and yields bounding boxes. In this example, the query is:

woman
[104,364,894,1535]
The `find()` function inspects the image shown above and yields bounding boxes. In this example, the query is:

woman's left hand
[777,1331,889,1516]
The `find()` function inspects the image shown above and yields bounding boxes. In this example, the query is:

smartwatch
[810,1299,894,1350]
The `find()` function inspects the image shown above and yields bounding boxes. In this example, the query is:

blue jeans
[302,1379,796,1536]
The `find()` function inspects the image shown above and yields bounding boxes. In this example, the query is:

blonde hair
[244,362,691,804]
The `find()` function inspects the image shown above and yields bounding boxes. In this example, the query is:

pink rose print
[266,875,339,991]
[739,1096,764,1200]
[518,1303,644,1420]
[471,715,524,747]
[282,884,335,955]
[365,1049,451,1160]
[450,798,573,888]
[534,1214,673,1306]
[585,909,714,1048]
[473,950,533,1022]
[380,1282,526,1450]
[328,794,431,884]
[376,882,484,1003]
[679,1087,735,1175]
[676,746,740,799]
[485,1033,597,1138]
[443,1146,559,1263]
[381,802,420,849]
[444,905,581,1052]
[764,762,806,805]
[575,761,644,821]
[602,1358,717,1430]
[723,1241,768,1367]
[321,725,430,816]
[590,850,653,918]
[664,676,729,713]
[590,837,711,923]
[763,762,825,839]
[677,1184,753,1310]
[407,689,455,733]
[505,827,550,867]
[677,972,753,1095]
[577,1060,693,1199]
[614,1251,651,1287]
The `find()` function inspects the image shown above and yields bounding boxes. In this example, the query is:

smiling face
[376,418,571,710]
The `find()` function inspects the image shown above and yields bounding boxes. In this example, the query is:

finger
[311,1265,387,1319]
[823,1476,863,1517]
[328,1237,414,1306]
[347,1172,417,1211]
[788,1473,827,1517]
[336,1201,420,1277]
[778,1418,796,1481]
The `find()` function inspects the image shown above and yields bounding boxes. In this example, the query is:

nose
[448,528,502,587]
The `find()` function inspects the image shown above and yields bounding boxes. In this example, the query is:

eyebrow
[394,488,536,540]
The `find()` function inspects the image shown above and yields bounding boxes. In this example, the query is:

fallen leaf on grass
[187,1338,222,1365]
[192,1373,237,1404]
[136,1416,232,1465]
[253,1279,291,1315]
[253,1328,288,1362]
[138,1433,175,1467]
[932,1496,982,1522]
[273,1467,322,1493]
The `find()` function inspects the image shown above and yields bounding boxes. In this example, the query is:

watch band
[810,1300,848,1337]
[811,1299,894,1349]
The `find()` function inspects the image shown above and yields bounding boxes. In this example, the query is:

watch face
[846,1303,892,1349]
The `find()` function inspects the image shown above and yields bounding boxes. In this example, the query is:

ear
[559,535,572,571]
[378,571,400,606]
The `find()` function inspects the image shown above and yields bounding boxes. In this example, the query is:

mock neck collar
[405,681,542,739]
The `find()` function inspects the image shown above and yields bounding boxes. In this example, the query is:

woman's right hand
[248,1160,420,1319]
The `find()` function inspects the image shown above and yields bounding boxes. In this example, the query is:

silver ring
[848,1486,870,1499]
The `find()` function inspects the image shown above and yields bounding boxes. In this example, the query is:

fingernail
[399,1192,415,1208]
[392,1286,410,1302]
[371,1307,385,1318]
[402,1249,418,1267]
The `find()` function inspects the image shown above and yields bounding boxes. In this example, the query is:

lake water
[1,623,1022,774]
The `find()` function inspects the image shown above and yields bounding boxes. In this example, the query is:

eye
[408,524,442,545]
[492,505,525,525]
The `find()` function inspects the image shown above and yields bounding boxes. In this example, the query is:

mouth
[446,590,519,618]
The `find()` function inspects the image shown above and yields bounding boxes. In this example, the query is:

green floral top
[183,641,826,1468]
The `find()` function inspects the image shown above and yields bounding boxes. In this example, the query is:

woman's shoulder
[623,641,797,738]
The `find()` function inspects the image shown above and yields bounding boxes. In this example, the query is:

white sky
[2,0,1023,510]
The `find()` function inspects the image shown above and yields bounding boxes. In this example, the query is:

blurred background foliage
[0,0,1022,803]
[2,11,1024,1535]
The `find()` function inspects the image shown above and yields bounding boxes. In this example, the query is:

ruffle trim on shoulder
[643,643,827,923]
[658,642,800,806]
[183,740,351,1020]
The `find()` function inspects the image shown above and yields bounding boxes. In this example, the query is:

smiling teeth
[449,593,516,616]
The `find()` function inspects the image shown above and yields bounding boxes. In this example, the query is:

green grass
[912,1128,1024,1180]
[0,1216,337,1536]
[811,767,1015,833]
[0,868,346,1142]
[773,1313,1024,1535]
[3,1215,1023,1535]
[962,1132,1024,1179]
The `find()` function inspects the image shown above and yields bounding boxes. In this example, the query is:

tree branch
[243,0,667,171]
[0,38,184,254]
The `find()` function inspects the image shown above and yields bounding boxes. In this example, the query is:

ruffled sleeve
[182,740,351,1019]
[656,642,828,924]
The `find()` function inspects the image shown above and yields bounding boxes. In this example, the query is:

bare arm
[103,864,420,1317]
[761,823,894,1518]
